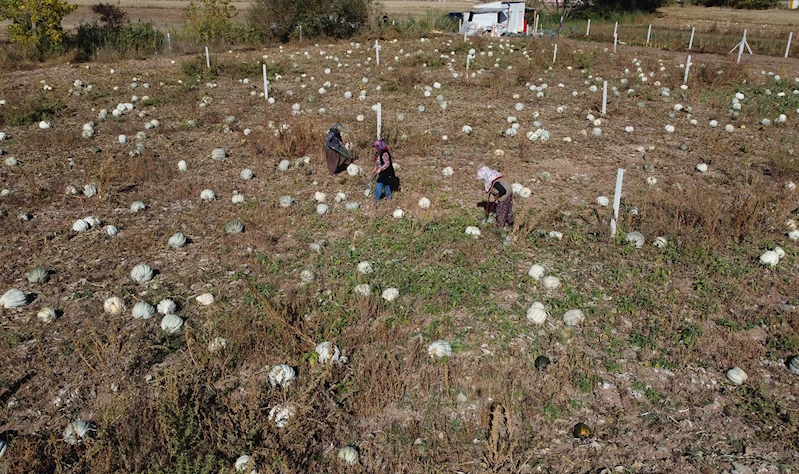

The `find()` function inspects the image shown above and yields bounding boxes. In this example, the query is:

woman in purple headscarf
[477,165,514,229]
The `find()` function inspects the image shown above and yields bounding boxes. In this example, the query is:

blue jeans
[375,182,392,201]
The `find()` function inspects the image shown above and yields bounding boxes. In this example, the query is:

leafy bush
[91,3,127,30]
[0,0,76,48]
[72,22,164,60]
[248,0,374,42]
[0,95,65,126]
[185,0,242,42]
[580,0,665,17]
[695,0,778,8]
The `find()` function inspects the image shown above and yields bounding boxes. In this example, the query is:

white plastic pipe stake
[786,32,793,59]
[167,32,172,53]
[553,44,557,63]
[602,80,608,116]
[466,55,470,76]
[683,55,691,85]
[614,33,618,53]
[688,26,695,50]
[376,103,382,140]
[264,64,269,100]
[611,168,625,237]
[205,46,210,69]
[586,19,590,36]
[646,24,652,47]
[375,39,380,65]
[738,30,747,63]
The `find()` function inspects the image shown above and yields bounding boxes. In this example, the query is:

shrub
[248,0,374,42]
[91,3,127,30]
[0,0,77,48]
[185,0,240,42]
[695,0,778,8]
[72,22,164,61]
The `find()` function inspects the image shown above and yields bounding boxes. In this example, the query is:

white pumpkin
[178,160,188,171]
[316,203,329,215]
[278,160,291,171]
[268,364,296,387]
[83,216,101,227]
[519,187,532,198]
[346,163,361,176]
[0,439,7,460]
[653,236,668,248]
[300,269,315,283]
[63,420,93,445]
[548,231,563,240]
[316,341,342,364]
[72,219,90,232]
[225,220,245,234]
[381,287,399,301]
[103,296,125,315]
[132,301,155,319]
[392,208,404,219]
[196,293,214,306]
[160,314,184,334]
[345,201,360,211]
[774,246,786,259]
[279,195,294,207]
[234,454,257,473]
[335,192,347,203]
[726,367,748,385]
[354,284,371,296]
[646,176,657,186]
[157,298,177,315]
[596,196,609,206]
[563,309,585,326]
[357,261,373,274]
[131,264,154,284]
[696,163,708,173]
[418,197,431,209]
[789,230,799,241]
[104,225,118,236]
[760,250,779,267]
[528,264,545,280]
[130,201,146,213]
[427,340,452,359]
[83,184,97,197]
[465,226,481,238]
[526,302,548,325]
[337,446,358,466]
[541,276,560,290]
[168,232,187,249]
[268,404,296,428]
[232,193,245,204]
[240,168,254,180]
[442,166,454,176]
[37,307,57,323]
[314,191,327,202]
[625,231,645,249]
[208,336,228,353]
[211,148,227,160]
[788,356,799,375]
[27,266,49,284]
[200,189,216,201]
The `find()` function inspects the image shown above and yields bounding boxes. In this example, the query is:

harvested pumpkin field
[1,31,799,473]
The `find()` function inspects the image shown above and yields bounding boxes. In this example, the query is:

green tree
[185,0,238,42]
[0,0,77,47]
[248,0,373,42]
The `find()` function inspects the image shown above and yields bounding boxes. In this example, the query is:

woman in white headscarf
[477,166,514,229]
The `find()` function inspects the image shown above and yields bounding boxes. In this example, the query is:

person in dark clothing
[372,139,396,202]
[477,165,514,229]
[324,123,352,175]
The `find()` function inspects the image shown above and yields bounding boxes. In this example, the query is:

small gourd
[392,208,404,219]
[774,246,786,259]
[235,454,257,473]
[526,302,548,325]
[160,314,184,334]
[104,225,118,236]
[759,250,779,267]
[168,232,187,249]
[300,269,315,284]
[354,284,370,296]
[345,201,360,211]
[563,309,585,327]
[316,341,342,364]
[596,196,609,206]
[196,293,214,306]
[625,231,645,249]
[240,168,254,180]
[130,201,146,213]
[337,446,358,466]
[232,193,245,204]
[132,301,155,319]
[278,160,291,171]
[268,364,296,387]
[83,184,97,197]
[528,264,545,280]
[465,226,481,238]
[279,195,294,207]
[541,275,560,290]
[268,404,295,428]
[316,203,329,215]
[573,422,592,439]
[314,191,327,202]
[178,160,188,171]
[157,298,176,315]
[653,236,667,248]
[427,340,452,359]
[211,148,227,160]
[381,287,399,301]
[83,216,101,227]
[72,219,90,232]
[726,367,748,385]
[37,307,57,323]
[27,266,50,284]
[418,197,431,209]
[63,420,93,445]
[0,439,7,460]
[103,296,125,314]
[131,264,154,284]
[557,326,574,344]
[346,163,361,176]
[225,219,245,234]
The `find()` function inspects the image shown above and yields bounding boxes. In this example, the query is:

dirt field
[2,25,799,472]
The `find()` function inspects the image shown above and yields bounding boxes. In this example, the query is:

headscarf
[372,139,388,152]
[477,166,502,193]
[329,123,342,133]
